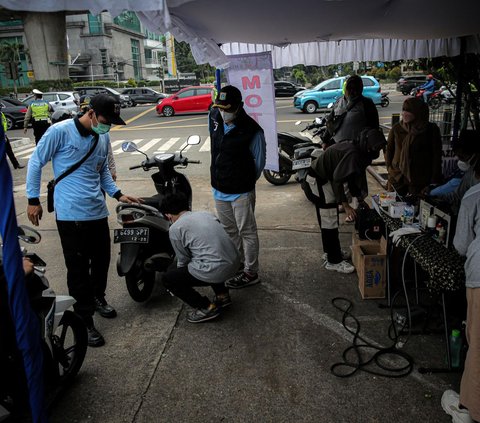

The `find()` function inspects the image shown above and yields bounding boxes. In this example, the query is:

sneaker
[214,293,232,309]
[325,260,355,274]
[322,249,351,262]
[187,303,220,323]
[441,390,473,423]
[94,297,117,318]
[87,325,105,347]
[225,272,260,289]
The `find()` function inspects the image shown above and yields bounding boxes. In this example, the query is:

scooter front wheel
[381,97,390,107]
[263,169,291,185]
[53,310,88,386]
[125,269,155,302]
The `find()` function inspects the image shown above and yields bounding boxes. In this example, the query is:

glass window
[88,13,103,35]
[177,90,194,99]
[130,39,141,81]
[322,80,341,90]
[196,88,211,96]
[362,78,374,87]
[43,94,56,102]
[142,89,150,94]
[59,94,70,100]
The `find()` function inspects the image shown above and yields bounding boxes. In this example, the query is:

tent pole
[452,37,467,142]
[215,68,222,90]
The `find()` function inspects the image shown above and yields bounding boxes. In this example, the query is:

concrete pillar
[22,12,68,80]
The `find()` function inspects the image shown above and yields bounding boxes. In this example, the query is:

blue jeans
[423,90,433,103]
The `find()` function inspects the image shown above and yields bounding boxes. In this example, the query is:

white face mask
[457,160,470,172]
[220,109,236,123]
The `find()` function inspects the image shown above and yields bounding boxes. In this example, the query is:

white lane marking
[14,146,36,157]
[110,140,126,148]
[199,136,211,152]
[154,137,180,153]
[132,138,163,155]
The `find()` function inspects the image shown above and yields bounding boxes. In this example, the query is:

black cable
[330,297,414,378]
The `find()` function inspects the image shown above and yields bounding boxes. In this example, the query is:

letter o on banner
[245,94,262,108]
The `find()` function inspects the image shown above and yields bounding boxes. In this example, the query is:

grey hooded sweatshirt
[454,182,480,288]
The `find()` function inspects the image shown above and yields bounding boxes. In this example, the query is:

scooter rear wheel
[53,310,88,386]
[381,97,390,107]
[263,169,291,185]
[125,269,155,302]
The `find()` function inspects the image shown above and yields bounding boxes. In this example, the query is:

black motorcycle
[115,135,201,302]
[263,116,328,185]
[381,91,390,108]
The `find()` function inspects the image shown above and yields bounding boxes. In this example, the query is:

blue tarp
[0,128,47,422]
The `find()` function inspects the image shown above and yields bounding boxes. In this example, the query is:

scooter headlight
[117,209,147,224]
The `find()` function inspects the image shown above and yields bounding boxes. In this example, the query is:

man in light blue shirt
[26,94,141,347]
[209,85,266,289]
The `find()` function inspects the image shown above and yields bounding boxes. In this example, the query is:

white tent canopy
[1,0,480,66]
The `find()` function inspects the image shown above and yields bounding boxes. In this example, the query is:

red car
[156,86,213,117]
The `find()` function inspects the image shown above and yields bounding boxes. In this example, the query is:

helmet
[32,88,43,95]
[51,109,72,124]
[427,74,433,79]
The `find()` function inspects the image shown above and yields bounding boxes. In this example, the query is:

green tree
[174,40,215,81]
[0,41,24,96]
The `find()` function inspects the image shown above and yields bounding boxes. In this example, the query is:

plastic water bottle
[449,329,462,368]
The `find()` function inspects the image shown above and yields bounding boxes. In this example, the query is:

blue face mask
[91,113,111,135]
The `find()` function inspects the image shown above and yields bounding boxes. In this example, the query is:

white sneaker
[322,249,351,262]
[325,260,355,274]
[441,390,473,423]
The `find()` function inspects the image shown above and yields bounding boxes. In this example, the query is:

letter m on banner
[225,52,278,171]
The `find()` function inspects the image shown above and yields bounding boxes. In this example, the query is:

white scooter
[0,226,87,421]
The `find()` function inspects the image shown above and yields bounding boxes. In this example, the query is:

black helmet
[51,109,72,124]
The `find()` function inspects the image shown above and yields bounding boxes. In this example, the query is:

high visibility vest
[211,86,218,102]
[1,112,7,132]
[31,100,50,121]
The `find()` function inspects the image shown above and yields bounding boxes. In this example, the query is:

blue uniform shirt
[26,118,120,221]
[212,122,266,202]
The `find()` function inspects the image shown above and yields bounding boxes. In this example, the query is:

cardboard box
[353,236,387,299]
[351,232,380,271]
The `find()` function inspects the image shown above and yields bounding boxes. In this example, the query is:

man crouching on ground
[160,192,240,323]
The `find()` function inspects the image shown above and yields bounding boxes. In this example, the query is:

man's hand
[111,172,117,182]
[27,204,43,226]
[23,258,34,275]
[119,195,143,204]
[342,202,357,221]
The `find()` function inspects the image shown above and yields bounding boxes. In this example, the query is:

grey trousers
[215,191,259,274]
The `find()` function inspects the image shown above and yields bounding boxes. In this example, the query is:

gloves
[389,227,421,246]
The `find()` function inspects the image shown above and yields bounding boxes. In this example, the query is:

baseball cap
[213,85,242,111]
[89,93,126,125]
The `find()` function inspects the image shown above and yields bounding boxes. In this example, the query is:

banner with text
[225,52,278,171]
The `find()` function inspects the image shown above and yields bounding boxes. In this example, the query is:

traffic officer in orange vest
[23,89,53,144]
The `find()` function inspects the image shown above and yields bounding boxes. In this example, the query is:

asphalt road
[7,91,458,423]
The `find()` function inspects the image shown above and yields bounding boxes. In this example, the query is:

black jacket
[209,108,263,194]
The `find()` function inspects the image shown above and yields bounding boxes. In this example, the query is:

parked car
[121,88,167,105]
[396,75,427,95]
[0,97,28,130]
[22,91,80,113]
[274,81,306,97]
[293,76,382,114]
[156,86,213,117]
[75,86,131,107]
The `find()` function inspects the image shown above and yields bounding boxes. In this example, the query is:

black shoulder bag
[46,135,99,213]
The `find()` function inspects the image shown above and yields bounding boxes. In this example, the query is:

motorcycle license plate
[114,227,150,244]
[292,157,312,170]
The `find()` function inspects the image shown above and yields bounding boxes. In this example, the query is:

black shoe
[94,297,117,318]
[15,164,25,169]
[87,325,105,347]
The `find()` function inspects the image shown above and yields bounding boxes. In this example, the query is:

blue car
[293,76,382,114]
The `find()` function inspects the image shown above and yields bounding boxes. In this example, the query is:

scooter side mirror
[17,225,41,244]
[327,102,334,109]
[295,121,303,126]
[122,141,139,153]
[187,135,201,145]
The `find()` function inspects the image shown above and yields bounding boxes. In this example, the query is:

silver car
[22,91,80,112]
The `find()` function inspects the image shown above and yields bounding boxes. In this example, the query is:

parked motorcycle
[380,91,390,108]
[263,106,332,185]
[115,135,201,302]
[0,226,87,420]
